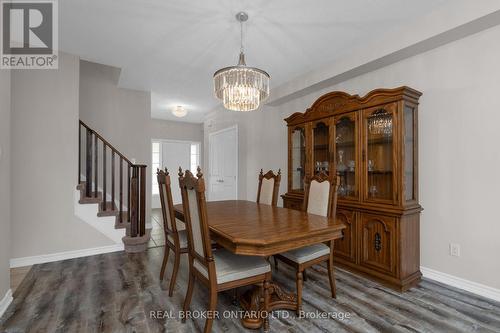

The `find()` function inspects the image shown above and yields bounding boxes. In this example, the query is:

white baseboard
[10,244,124,268]
[0,289,13,319]
[421,266,500,302]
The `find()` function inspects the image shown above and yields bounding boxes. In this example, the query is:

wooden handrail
[78,120,147,237]
[79,120,134,166]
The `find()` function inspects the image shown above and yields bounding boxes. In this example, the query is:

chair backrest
[178,167,214,277]
[303,171,340,218]
[256,169,281,206]
[157,168,177,236]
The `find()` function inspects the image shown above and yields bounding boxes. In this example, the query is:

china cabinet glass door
[362,104,397,203]
[290,126,306,192]
[335,114,358,200]
[312,121,331,175]
[404,105,416,203]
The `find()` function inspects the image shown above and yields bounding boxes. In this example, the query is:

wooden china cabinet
[282,86,422,291]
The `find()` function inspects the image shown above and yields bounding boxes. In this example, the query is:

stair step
[97,202,118,217]
[79,193,103,204]
[77,182,133,236]
[115,211,130,229]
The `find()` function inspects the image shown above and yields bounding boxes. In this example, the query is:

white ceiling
[60,0,451,123]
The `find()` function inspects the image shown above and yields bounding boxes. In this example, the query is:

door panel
[360,213,396,275]
[209,127,237,201]
[333,209,356,263]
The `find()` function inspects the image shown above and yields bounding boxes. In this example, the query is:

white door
[209,126,237,201]
[163,142,191,205]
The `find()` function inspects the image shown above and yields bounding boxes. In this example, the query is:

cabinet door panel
[362,103,398,204]
[288,126,306,192]
[360,213,396,275]
[312,119,333,175]
[333,209,356,263]
[334,112,359,201]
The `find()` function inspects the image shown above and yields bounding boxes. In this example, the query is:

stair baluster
[102,144,107,211]
[85,129,92,198]
[94,133,98,198]
[78,124,81,185]
[111,151,115,210]
[119,157,123,223]
[127,165,131,224]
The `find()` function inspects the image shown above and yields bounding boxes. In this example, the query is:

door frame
[208,125,238,201]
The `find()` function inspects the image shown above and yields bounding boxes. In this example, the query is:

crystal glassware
[337,150,347,172]
[368,160,375,172]
[348,160,355,171]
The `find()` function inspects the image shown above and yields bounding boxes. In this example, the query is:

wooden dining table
[174,200,346,329]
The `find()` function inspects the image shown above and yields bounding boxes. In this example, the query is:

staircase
[78,120,150,252]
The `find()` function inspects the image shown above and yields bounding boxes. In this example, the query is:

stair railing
[78,120,146,237]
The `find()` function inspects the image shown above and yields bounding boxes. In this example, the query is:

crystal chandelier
[213,12,270,112]
[368,109,393,136]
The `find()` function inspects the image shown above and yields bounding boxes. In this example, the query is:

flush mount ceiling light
[172,105,187,118]
[213,12,270,112]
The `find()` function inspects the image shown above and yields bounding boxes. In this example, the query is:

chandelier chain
[240,19,244,53]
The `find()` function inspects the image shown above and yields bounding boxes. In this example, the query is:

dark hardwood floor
[1,245,499,332]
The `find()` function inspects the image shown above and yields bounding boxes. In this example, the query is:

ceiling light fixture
[213,12,270,112]
[172,105,187,118]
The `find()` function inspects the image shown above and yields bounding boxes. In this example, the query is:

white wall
[10,53,115,259]
[205,25,500,289]
[0,69,11,300]
[79,60,203,220]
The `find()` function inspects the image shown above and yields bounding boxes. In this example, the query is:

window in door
[152,141,161,195]
[190,143,200,173]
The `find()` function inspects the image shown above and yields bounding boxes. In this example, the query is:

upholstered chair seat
[281,243,330,264]
[193,248,271,284]
[167,229,188,249]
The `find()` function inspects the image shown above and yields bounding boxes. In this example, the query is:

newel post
[122,164,150,253]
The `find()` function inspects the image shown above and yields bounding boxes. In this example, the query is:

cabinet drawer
[360,213,397,275]
[283,197,303,211]
[333,209,356,263]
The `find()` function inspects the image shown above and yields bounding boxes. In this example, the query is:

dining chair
[157,168,189,297]
[274,171,340,314]
[256,169,281,206]
[179,167,272,333]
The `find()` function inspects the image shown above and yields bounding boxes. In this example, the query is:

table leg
[239,281,297,329]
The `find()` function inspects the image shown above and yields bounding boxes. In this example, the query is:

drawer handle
[374,232,382,252]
